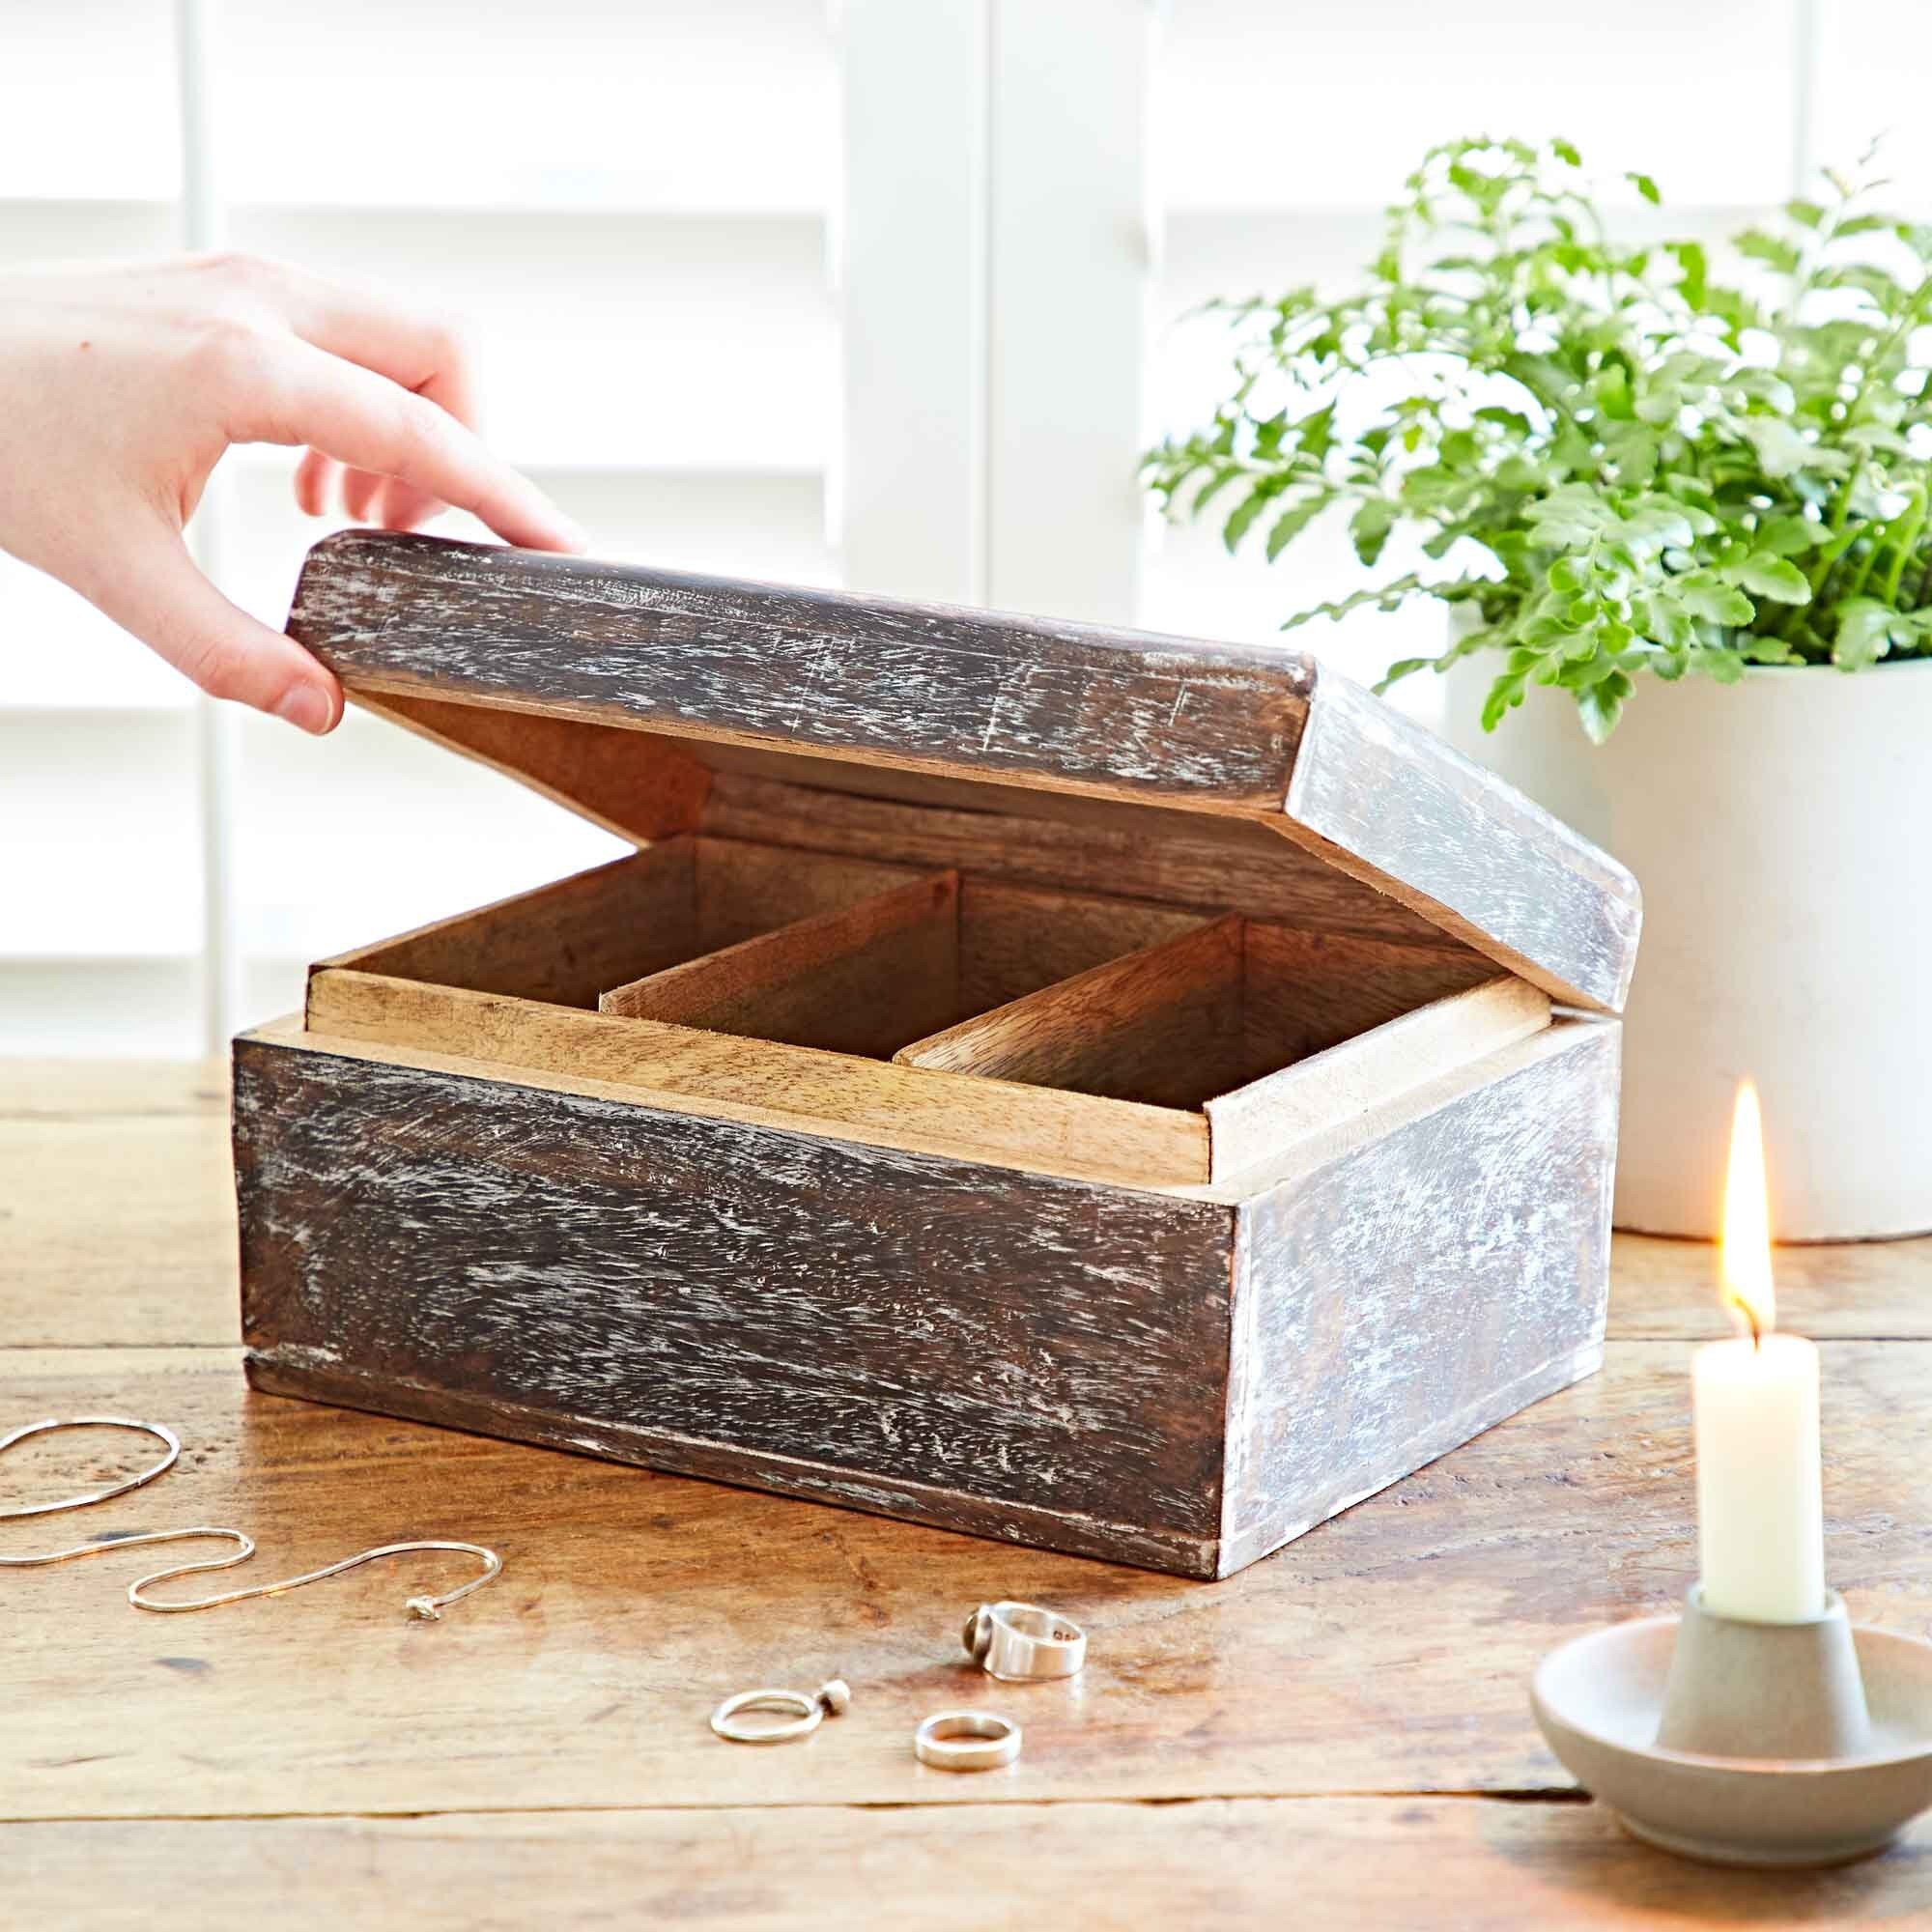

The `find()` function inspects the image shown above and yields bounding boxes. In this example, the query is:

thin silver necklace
[0,1415,499,1619]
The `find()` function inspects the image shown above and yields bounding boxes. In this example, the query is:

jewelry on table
[964,1600,1087,1682]
[914,1710,1022,1772]
[0,1415,501,1620]
[710,1677,851,1745]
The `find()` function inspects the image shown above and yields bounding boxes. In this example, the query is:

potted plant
[1146,137,1932,1239]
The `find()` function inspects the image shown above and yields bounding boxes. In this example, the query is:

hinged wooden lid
[287,530,1639,1013]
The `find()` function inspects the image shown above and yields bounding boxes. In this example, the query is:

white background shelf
[1156,0,1807,213]
[4,0,1917,1055]
[0,0,835,213]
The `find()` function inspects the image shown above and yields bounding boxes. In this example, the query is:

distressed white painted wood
[1219,1022,1619,1574]
[236,1012,1621,1578]
[288,532,1640,1012]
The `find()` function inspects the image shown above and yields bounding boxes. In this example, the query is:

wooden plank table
[4,1060,1929,1928]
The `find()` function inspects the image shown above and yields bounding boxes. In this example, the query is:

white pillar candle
[1692,1332,1825,1623]
[1691,1080,1826,1625]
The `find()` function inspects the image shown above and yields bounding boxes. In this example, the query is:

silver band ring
[710,1677,850,1745]
[914,1710,1022,1771]
[964,1601,1087,1682]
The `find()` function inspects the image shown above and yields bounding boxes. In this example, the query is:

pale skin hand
[0,252,585,733]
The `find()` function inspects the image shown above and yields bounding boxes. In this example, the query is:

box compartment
[601,870,963,1058]
[599,869,1210,1061]
[316,834,923,1011]
[903,916,1527,1107]
[895,914,1552,1172]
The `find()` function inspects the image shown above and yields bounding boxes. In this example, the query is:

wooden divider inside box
[598,872,1206,1060]
[304,837,1553,1190]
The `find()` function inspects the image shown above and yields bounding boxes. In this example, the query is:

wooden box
[234,532,1639,1579]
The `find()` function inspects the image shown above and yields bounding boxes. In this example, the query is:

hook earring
[0,1415,179,1517]
[0,1415,501,1620]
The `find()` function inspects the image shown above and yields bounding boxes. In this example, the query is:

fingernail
[558,518,591,553]
[272,684,334,735]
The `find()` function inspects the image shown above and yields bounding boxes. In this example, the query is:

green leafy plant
[1143,137,1932,739]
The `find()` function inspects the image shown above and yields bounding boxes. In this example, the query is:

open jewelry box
[235,531,1640,1579]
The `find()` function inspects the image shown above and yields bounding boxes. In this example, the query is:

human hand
[0,252,585,733]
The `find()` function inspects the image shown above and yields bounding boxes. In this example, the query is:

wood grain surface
[290,990,1216,1189]
[904,916,1530,1135]
[235,1037,1239,1571]
[1207,973,1550,1176]
[1610,1233,1932,1339]
[0,1061,234,1347]
[357,687,715,844]
[233,1008,1618,1577]
[8,1060,1932,1929]
[10,1800,1929,1931]
[895,915,1243,1105]
[955,878,1206,1012]
[2,1340,1928,1818]
[287,531,1638,1012]
[702,765,1479,952]
[290,530,1314,809]
[307,817,1547,1191]
[1285,668,1641,1014]
[1220,1022,1616,1572]
[12,1067,1911,1348]
[320,843,702,1008]
[319,838,922,1012]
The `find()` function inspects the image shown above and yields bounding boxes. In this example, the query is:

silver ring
[964,1601,1087,1681]
[914,1709,1022,1772]
[709,1677,850,1745]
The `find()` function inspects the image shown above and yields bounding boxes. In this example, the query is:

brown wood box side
[1216,1019,1621,1577]
[233,1033,1242,1577]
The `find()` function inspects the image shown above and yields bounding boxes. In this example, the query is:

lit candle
[1691,1080,1825,1624]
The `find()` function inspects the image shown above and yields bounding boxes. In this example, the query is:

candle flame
[1719,1078,1775,1343]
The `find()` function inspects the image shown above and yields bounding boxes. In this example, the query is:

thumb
[84,520,343,732]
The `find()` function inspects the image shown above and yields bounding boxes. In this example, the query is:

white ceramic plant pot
[1439,653,1932,1239]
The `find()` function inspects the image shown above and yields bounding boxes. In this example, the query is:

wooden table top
[4,1059,1929,1929]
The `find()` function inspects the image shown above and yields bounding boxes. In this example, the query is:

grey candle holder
[1532,1588,1932,1867]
